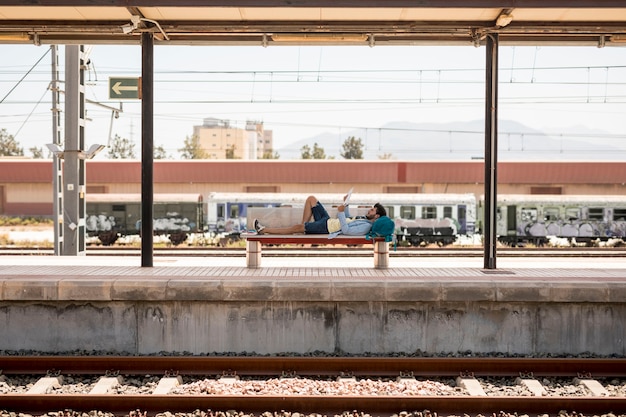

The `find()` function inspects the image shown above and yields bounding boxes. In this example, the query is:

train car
[486,194,626,246]
[206,192,477,246]
[390,193,477,246]
[86,193,205,245]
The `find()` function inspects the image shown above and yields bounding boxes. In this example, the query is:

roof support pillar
[141,32,154,267]
[62,45,87,256]
[50,45,63,256]
[483,34,499,269]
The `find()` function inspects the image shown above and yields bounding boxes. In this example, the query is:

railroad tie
[455,376,487,396]
[27,376,63,394]
[219,375,241,384]
[153,376,183,395]
[515,377,547,396]
[575,377,610,396]
[89,376,124,395]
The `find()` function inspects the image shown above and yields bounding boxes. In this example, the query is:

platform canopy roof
[1,1,626,47]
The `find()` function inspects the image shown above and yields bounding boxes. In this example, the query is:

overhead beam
[2,0,626,7]
[5,20,626,32]
[2,20,626,46]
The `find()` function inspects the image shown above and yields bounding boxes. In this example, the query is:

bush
[0,216,53,227]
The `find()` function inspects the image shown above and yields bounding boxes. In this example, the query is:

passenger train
[84,191,626,246]
[85,193,205,245]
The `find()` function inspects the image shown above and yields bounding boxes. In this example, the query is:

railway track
[1,356,625,416]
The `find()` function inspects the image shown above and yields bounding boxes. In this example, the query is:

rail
[1,356,625,416]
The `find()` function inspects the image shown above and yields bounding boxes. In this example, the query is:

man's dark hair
[374,203,386,217]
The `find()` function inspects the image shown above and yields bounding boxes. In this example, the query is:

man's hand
[337,204,346,212]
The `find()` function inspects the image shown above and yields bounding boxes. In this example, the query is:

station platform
[1,254,625,357]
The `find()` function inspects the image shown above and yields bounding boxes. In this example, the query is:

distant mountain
[276,120,624,161]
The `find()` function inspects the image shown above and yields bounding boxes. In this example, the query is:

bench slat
[242,234,382,245]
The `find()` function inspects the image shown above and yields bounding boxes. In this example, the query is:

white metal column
[50,45,63,255]
[62,45,87,256]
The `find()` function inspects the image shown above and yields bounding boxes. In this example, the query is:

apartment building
[193,118,273,159]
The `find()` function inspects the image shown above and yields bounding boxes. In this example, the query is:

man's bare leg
[301,195,318,223]
[255,195,316,234]
[259,223,306,235]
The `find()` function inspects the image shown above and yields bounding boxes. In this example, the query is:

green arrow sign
[109,77,141,100]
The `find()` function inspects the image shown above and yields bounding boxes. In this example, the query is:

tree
[301,142,326,159]
[300,144,312,159]
[179,135,208,159]
[30,146,44,159]
[154,145,169,159]
[261,150,280,159]
[340,136,364,159]
[378,152,394,160]
[225,144,238,159]
[312,143,326,159]
[0,129,24,157]
[107,134,136,159]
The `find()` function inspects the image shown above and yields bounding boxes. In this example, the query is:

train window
[112,204,125,211]
[400,206,415,220]
[229,205,239,219]
[422,206,437,219]
[614,208,626,221]
[217,204,225,219]
[588,207,604,221]
[544,207,559,221]
[443,206,452,218]
[385,206,394,218]
[565,208,579,220]
[520,208,537,222]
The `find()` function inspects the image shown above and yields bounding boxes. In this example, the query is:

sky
[0,43,625,160]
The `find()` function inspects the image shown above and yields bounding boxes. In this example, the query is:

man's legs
[255,196,325,235]
[258,223,305,234]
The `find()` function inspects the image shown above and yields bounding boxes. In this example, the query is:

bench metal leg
[373,241,389,269]
[246,240,262,268]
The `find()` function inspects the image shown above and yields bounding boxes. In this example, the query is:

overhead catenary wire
[0,48,50,104]
[1,51,625,157]
[13,86,49,140]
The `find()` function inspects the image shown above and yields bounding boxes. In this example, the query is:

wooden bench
[242,234,389,269]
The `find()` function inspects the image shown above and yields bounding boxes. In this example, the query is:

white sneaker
[254,219,265,233]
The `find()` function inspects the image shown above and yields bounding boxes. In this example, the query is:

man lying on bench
[253,194,385,237]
